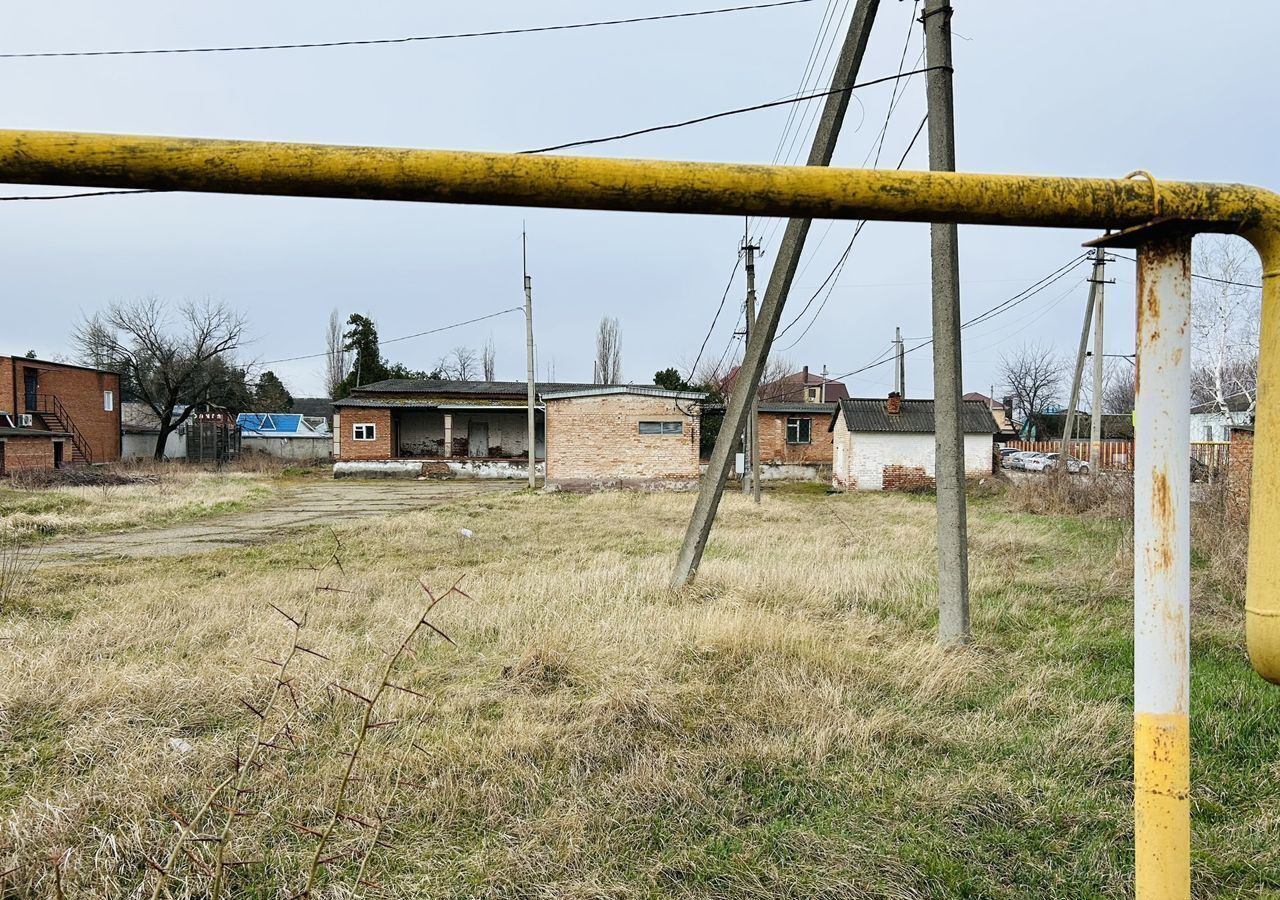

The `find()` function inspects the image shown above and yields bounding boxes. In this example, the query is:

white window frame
[805,386,822,404]
[786,416,812,445]
[103,390,114,412]
[352,423,377,441]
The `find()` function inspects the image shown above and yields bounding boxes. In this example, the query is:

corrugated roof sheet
[833,398,998,434]
[542,385,705,401]
[353,378,599,395]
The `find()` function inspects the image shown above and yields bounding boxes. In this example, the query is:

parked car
[1043,452,1091,475]
[1002,450,1035,470]
[1022,453,1053,473]
[998,447,1021,466]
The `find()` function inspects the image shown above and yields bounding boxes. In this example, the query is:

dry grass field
[1,481,1277,898]
[0,468,277,543]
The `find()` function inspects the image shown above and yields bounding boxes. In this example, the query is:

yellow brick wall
[545,394,699,483]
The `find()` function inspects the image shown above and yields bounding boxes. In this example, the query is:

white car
[1021,453,1053,472]
[1004,451,1040,471]
[1043,452,1091,475]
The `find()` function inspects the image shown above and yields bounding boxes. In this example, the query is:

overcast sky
[2,1,1275,399]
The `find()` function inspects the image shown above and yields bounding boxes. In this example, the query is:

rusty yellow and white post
[1132,233,1193,900]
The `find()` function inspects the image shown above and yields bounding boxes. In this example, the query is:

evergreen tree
[253,370,294,412]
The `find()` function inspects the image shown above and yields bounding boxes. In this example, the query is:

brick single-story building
[542,385,703,490]
[830,393,997,491]
[756,401,838,465]
[332,378,593,477]
[332,379,704,485]
[0,356,121,475]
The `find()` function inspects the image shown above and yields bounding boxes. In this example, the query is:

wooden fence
[1001,440,1231,473]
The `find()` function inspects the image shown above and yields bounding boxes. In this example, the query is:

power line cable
[775,111,928,348]
[258,306,522,365]
[0,0,817,59]
[825,253,1092,383]
[768,0,840,166]
[1107,251,1262,290]
[521,65,940,154]
[686,254,743,380]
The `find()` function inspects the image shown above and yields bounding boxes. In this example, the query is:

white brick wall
[832,416,993,491]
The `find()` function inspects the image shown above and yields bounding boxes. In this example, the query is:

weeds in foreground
[0,534,41,610]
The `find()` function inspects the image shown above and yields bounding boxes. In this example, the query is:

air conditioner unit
[17,414,33,427]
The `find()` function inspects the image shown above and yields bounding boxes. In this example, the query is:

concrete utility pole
[1060,250,1108,465]
[1089,255,1107,473]
[672,0,880,586]
[893,325,905,396]
[743,235,762,503]
[523,229,537,490]
[922,0,969,643]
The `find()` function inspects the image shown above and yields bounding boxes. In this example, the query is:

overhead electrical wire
[0,0,817,59]
[686,254,743,381]
[1107,251,1262,290]
[520,66,940,154]
[257,306,522,365]
[775,111,927,351]
[824,253,1093,383]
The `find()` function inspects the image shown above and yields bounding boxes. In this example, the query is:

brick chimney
[887,391,902,415]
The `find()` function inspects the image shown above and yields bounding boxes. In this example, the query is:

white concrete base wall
[334,459,545,480]
[832,431,993,490]
[122,431,186,461]
[241,436,332,462]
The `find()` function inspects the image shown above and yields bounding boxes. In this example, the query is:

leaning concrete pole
[671,0,880,585]
[921,0,969,642]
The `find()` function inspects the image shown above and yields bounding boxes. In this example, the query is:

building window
[352,423,377,441]
[1203,425,1213,441]
[805,386,821,403]
[103,390,114,412]
[639,421,682,435]
[786,417,812,444]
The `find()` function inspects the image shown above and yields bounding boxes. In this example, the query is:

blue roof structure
[236,413,330,437]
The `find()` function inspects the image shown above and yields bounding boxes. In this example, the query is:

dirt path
[43,480,518,562]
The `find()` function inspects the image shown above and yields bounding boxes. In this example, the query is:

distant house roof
[1190,393,1254,415]
[337,380,699,407]
[291,397,335,419]
[832,398,998,434]
[702,401,837,415]
[721,366,850,403]
[541,385,705,402]
[236,413,330,436]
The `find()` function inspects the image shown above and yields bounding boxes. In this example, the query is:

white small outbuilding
[829,393,997,491]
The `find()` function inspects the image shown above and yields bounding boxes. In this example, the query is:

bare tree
[1191,235,1261,417]
[324,309,349,399]
[999,342,1066,425]
[74,298,249,460]
[594,317,622,384]
[755,355,799,401]
[435,346,480,381]
[482,335,496,381]
[1104,362,1136,414]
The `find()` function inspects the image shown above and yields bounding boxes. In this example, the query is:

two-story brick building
[0,356,121,475]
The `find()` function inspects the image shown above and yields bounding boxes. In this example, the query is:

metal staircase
[33,394,93,465]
